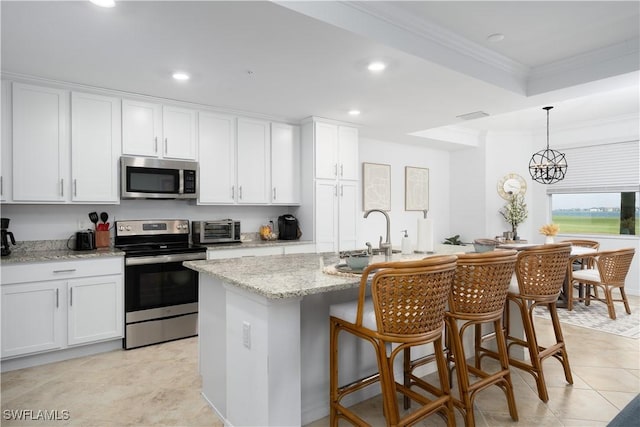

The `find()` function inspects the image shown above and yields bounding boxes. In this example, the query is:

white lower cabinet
[1,281,65,358]
[0,257,124,359]
[67,275,123,346]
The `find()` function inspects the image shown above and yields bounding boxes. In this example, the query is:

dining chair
[561,239,600,310]
[476,243,572,403]
[445,250,519,427]
[569,248,635,320]
[329,256,457,426]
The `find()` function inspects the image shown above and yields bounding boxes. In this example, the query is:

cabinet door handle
[231,185,235,200]
[239,186,243,200]
[340,184,344,196]
[273,187,277,200]
[56,288,59,308]
[164,137,168,155]
[340,164,344,177]
[73,179,77,197]
[154,137,158,153]
[60,179,64,197]
[70,288,73,306]
[53,269,76,273]
[334,164,338,177]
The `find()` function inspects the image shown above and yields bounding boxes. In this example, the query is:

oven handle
[125,252,206,266]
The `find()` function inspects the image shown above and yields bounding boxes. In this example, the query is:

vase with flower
[499,194,528,241]
[539,223,559,244]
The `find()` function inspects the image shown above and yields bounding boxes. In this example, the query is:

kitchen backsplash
[1,201,299,242]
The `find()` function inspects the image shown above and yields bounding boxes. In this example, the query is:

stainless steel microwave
[121,156,198,199]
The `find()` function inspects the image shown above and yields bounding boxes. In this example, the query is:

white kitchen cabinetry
[11,83,69,202]
[301,118,359,253]
[162,105,197,160]
[67,275,123,346]
[314,122,358,181]
[71,92,121,203]
[122,100,196,160]
[198,112,236,204]
[1,281,65,358]
[271,123,301,205]
[0,257,124,359]
[1,81,12,202]
[236,118,270,204]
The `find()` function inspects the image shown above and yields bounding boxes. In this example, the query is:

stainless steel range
[115,219,206,350]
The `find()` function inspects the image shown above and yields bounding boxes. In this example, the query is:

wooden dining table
[497,242,598,308]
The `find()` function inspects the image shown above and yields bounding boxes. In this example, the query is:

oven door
[125,255,202,315]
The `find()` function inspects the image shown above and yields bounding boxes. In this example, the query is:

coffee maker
[1,218,16,257]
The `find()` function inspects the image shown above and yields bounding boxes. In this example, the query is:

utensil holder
[95,230,110,248]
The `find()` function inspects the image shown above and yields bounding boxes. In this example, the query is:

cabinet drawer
[207,246,283,260]
[1,257,123,285]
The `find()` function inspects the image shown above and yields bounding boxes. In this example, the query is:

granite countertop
[184,245,473,300]
[203,238,313,251]
[1,240,124,264]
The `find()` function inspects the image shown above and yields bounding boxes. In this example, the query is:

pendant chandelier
[529,106,567,184]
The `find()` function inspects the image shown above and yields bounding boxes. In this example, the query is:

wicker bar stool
[476,243,572,403]
[561,239,600,310]
[444,250,518,427]
[569,248,635,319]
[329,256,457,426]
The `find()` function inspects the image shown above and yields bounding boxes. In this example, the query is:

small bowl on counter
[473,239,499,253]
[344,253,371,270]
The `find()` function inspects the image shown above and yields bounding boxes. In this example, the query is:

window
[551,192,639,235]
[547,141,639,236]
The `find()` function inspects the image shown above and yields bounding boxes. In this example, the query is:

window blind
[546,140,640,194]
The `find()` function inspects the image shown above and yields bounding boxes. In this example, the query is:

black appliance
[75,230,96,251]
[278,214,301,240]
[1,218,16,257]
[120,156,198,200]
[115,219,206,349]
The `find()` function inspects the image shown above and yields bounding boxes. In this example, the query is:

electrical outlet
[242,321,251,349]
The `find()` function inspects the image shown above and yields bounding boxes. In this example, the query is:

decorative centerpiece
[539,223,559,244]
[499,194,528,240]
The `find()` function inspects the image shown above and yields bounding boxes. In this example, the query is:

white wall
[1,202,295,242]
[357,137,450,251]
[450,116,639,295]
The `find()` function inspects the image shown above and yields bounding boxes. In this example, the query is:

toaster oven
[192,220,241,244]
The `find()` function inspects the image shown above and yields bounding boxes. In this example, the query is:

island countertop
[184,246,473,300]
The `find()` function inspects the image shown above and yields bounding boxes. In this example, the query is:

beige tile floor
[1,296,639,427]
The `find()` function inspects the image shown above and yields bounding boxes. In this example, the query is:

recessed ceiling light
[487,33,505,42]
[367,61,386,72]
[348,110,361,116]
[89,0,115,8]
[172,72,190,81]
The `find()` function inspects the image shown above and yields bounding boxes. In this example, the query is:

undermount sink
[340,248,401,258]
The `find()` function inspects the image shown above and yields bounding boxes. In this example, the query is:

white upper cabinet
[71,92,121,203]
[12,83,69,202]
[1,81,12,202]
[122,99,162,157]
[236,118,270,204]
[122,100,196,160]
[314,122,359,181]
[271,123,300,205]
[198,112,236,204]
[337,126,359,181]
[162,105,197,160]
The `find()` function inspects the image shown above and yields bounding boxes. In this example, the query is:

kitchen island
[185,249,478,426]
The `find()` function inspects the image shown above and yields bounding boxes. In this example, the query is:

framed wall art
[362,162,391,211]
[405,166,429,211]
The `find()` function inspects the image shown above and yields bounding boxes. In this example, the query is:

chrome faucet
[363,209,392,260]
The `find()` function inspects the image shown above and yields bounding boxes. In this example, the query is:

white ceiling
[1,1,639,148]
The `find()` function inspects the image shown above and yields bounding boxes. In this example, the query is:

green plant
[500,194,528,230]
[443,235,463,245]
